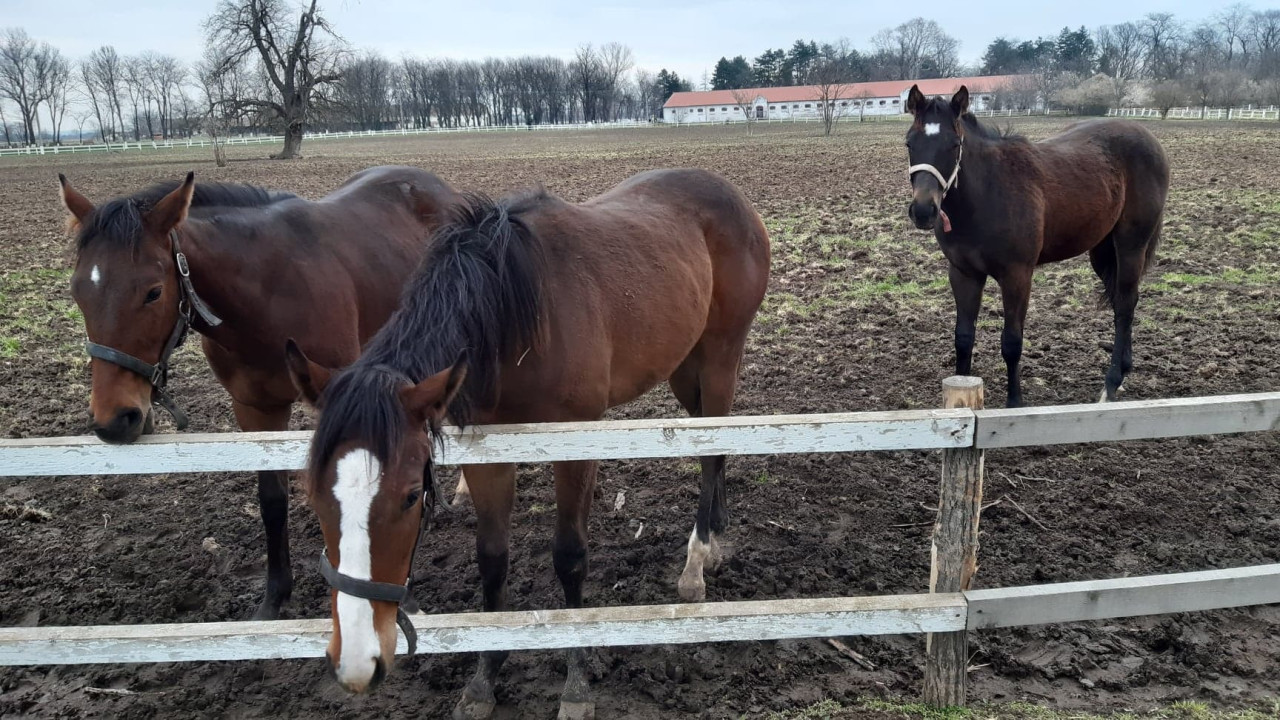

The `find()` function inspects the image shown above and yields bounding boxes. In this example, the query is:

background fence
[1109,105,1280,120]
[1,381,1278,708]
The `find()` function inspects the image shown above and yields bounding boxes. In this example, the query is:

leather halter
[316,460,435,658]
[85,230,222,430]
[908,136,964,197]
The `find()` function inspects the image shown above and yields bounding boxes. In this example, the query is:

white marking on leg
[678,526,712,602]
[452,470,470,506]
[1098,388,1109,403]
[90,265,101,286]
[333,449,381,690]
[924,122,941,136]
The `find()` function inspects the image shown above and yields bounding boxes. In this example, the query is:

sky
[6,0,1276,84]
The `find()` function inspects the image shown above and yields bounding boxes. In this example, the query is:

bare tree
[205,0,345,158]
[1218,4,1253,69]
[598,42,633,121]
[335,52,393,130]
[1148,81,1185,118]
[871,18,959,80]
[1142,12,1184,81]
[811,59,851,136]
[1096,23,1145,107]
[81,46,127,142]
[570,44,602,122]
[36,46,70,143]
[0,28,39,144]
[729,88,758,133]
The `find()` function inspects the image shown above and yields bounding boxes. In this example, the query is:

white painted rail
[974,392,1280,448]
[0,594,967,666]
[0,409,973,477]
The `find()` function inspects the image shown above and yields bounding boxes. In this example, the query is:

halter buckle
[175,252,191,278]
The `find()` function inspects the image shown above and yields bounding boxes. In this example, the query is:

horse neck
[944,133,997,215]
[174,215,276,339]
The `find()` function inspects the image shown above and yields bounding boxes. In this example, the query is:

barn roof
[662,74,1027,109]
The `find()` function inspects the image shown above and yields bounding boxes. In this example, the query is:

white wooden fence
[1108,105,1280,121]
[0,120,654,158]
[1,384,1279,708]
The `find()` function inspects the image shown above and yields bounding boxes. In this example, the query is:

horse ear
[145,172,195,236]
[58,174,94,230]
[285,338,334,407]
[950,86,970,116]
[399,355,468,431]
[906,84,926,114]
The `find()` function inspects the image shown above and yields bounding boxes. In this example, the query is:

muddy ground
[1,119,1279,718]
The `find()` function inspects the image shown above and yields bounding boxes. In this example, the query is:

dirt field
[1,118,1279,719]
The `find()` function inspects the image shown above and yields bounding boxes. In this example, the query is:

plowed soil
[1,118,1279,719]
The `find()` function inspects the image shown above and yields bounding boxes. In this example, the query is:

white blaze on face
[924,122,941,136]
[90,265,101,287]
[332,449,381,688]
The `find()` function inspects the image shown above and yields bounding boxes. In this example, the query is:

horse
[903,85,1169,407]
[59,166,462,620]
[284,168,770,717]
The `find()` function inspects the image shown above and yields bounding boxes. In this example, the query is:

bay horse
[284,168,770,717]
[904,85,1169,407]
[59,166,462,619]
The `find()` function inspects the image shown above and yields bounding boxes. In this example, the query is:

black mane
[920,96,1023,142]
[308,192,546,477]
[76,180,295,251]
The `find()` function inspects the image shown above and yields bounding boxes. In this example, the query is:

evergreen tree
[1054,26,1097,75]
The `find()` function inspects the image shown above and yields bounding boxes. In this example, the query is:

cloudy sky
[6,0,1267,82]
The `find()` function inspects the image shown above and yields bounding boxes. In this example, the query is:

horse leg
[553,460,598,720]
[453,463,516,720]
[451,470,471,508]
[997,271,1032,408]
[231,401,294,621]
[675,347,742,603]
[1103,249,1147,401]
[949,265,987,376]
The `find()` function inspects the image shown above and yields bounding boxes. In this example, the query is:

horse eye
[143,286,162,305]
[403,489,422,511]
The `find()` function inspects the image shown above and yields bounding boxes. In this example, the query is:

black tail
[1093,217,1162,310]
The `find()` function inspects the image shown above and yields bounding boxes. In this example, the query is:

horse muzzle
[92,406,149,444]
[908,199,939,230]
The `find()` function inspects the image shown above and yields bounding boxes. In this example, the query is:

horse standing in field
[285,168,770,718]
[59,166,462,619]
[904,85,1169,407]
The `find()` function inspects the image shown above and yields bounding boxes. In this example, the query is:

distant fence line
[1109,105,1279,120]
[0,120,655,158]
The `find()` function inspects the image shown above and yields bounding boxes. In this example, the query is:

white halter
[908,137,963,196]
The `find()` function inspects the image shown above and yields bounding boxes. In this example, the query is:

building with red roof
[660,75,1028,123]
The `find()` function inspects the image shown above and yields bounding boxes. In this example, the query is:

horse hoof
[452,696,496,720]
[677,575,706,603]
[558,700,596,720]
[250,603,282,621]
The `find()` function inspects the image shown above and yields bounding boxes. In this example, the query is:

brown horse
[285,169,770,717]
[904,85,1169,407]
[59,166,461,619]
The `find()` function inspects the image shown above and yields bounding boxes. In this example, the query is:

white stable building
[662,75,1025,124]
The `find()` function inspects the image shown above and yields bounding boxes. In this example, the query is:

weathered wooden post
[924,376,985,707]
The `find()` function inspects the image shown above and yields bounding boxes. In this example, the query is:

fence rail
[1108,105,1280,121]
[0,121,655,157]
[2,386,1278,707]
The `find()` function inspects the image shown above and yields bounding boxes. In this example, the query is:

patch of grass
[753,470,771,485]
[0,336,18,358]
[859,698,972,719]
[766,699,846,720]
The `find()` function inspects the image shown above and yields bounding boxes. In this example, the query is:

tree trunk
[274,120,303,159]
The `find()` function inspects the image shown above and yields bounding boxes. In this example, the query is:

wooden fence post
[924,376,985,707]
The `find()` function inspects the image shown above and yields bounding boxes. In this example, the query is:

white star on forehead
[925,123,941,136]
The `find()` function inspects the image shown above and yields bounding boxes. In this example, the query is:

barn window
[722,107,728,111]
[697,108,703,112]
[840,101,847,106]
[892,99,900,105]
[793,104,799,108]
[879,100,886,106]
[804,103,812,108]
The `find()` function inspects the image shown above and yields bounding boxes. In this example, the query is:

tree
[728,87,758,133]
[811,58,851,136]
[598,43,634,121]
[785,40,820,84]
[872,18,960,80]
[711,55,751,90]
[981,38,1021,74]
[1054,26,1096,76]
[0,28,39,144]
[1148,80,1185,118]
[205,0,345,158]
[752,48,786,86]
[81,46,127,142]
[36,47,70,143]
[1142,12,1184,82]
[1096,23,1145,107]
[335,52,394,130]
